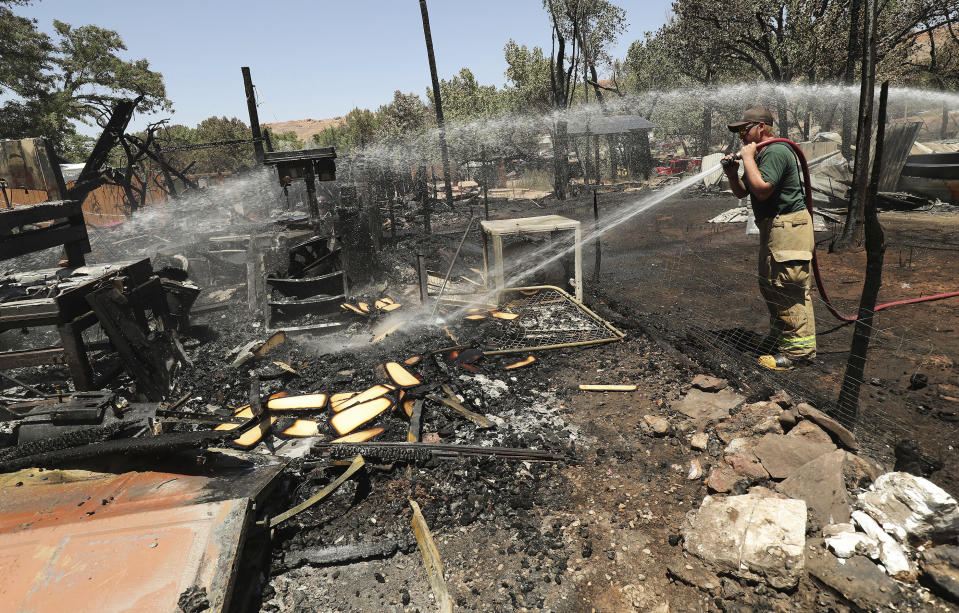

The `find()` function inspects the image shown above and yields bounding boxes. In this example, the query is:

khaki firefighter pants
[757,209,817,360]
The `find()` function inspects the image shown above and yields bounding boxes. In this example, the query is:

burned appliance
[264,147,336,221]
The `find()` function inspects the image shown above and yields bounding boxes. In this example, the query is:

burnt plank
[0,347,67,369]
[0,223,88,261]
[87,287,168,401]
[0,201,83,234]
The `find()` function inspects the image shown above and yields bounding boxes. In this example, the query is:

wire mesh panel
[482,285,624,354]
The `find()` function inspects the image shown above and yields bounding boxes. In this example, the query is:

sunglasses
[739,123,757,136]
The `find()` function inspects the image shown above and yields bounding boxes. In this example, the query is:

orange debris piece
[385,362,420,388]
[331,427,385,443]
[329,397,392,435]
[504,355,536,370]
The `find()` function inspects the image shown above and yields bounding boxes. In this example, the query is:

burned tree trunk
[834,0,876,252]
[836,81,889,431]
[776,95,789,139]
[841,0,863,161]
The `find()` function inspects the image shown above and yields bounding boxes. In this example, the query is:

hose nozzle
[720,152,743,168]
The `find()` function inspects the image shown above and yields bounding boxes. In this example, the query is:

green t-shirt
[748,142,806,220]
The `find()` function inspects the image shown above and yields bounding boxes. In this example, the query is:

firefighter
[722,107,816,370]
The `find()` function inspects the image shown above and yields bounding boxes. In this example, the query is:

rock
[691,374,728,392]
[921,545,959,603]
[642,415,670,436]
[851,510,913,578]
[675,388,745,425]
[687,460,703,480]
[747,486,787,500]
[752,415,784,435]
[822,522,855,538]
[795,403,858,451]
[666,556,720,593]
[786,420,833,445]
[724,452,770,481]
[716,402,782,442]
[723,437,754,455]
[706,465,747,494]
[776,450,876,525]
[778,409,798,429]
[769,390,793,408]
[751,434,835,480]
[824,531,880,559]
[690,432,709,451]
[858,472,959,543]
[683,493,806,589]
[805,540,902,610]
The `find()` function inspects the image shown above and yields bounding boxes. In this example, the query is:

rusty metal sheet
[0,452,286,612]
[0,497,248,612]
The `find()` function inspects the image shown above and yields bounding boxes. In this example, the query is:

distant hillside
[262,116,346,144]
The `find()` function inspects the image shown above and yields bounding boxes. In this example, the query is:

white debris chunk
[825,531,880,559]
[851,510,912,576]
[822,523,855,538]
[857,472,959,543]
[683,494,806,588]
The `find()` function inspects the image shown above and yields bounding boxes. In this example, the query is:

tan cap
[727,107,775,132]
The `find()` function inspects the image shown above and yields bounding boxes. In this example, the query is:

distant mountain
[262,116,346,144]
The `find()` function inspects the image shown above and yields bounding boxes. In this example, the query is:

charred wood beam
[278,538,416,572]
[313,441,565,463]
[67,98,137,203]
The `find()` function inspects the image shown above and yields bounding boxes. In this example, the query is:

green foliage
[376,91,431,143]
[0,2,170,154]
[429,68,507,122]
[197,117,256,170]
[314,107,381,152]
[268,130,304,152]
[59,132,96,163]
[0,1,52,100]
[503,40,552,112]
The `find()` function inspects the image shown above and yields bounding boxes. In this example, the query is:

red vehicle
[655,157,702,176]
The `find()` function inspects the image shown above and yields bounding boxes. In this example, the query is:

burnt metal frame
[263,148,336,222]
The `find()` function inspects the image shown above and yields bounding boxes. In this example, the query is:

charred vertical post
[242,67,265,165]
[420,163,431,235]
[593,134,601,186]
[416,253,429,304]
[837,81,889,430]
[418,0,454,208]
[481,146,490,220]
[304,161,319,221]
[593,190,601,278]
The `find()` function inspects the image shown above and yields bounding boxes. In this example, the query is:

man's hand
[740,142,758,160]
[721,154,739,174]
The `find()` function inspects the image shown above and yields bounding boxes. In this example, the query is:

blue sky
[20,1,673,134]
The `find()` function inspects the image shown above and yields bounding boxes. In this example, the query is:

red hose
[753,137,959,322]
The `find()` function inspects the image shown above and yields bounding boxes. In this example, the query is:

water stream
[440,164,722,322]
